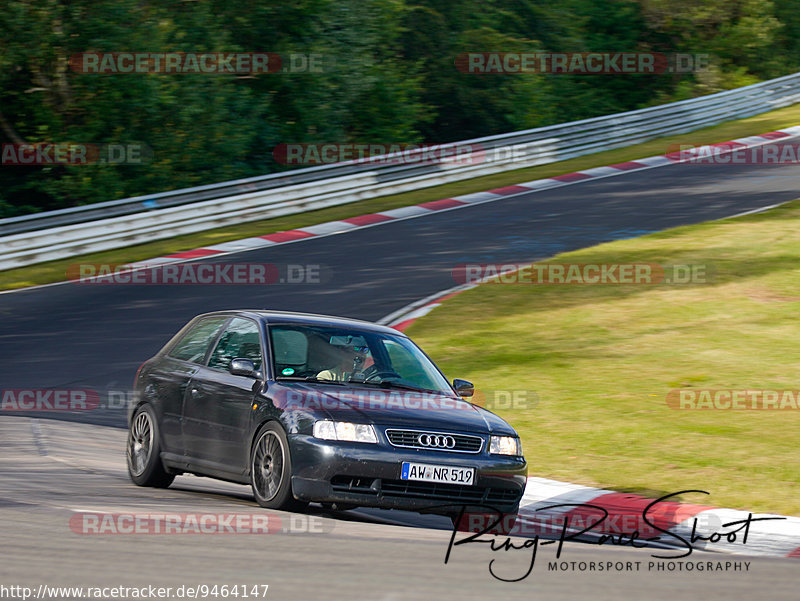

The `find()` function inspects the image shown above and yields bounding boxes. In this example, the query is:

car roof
[195,309,407,337]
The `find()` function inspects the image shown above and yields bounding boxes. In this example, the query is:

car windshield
[269,324,453,394]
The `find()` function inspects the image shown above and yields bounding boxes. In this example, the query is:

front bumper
[289,433,527,514]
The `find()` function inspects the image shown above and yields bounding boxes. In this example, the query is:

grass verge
[3,104,800,291]
[406,199,800,516]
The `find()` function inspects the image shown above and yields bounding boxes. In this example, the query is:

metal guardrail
[2,71,800,270]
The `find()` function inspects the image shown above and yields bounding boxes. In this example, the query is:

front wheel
[250,422,307,511]
[127,404,175,488]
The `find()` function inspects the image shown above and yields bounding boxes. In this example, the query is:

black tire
[250,422,307,511]
[127,404,175,488]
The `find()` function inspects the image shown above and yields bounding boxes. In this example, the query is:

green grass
[406,199,800,516]
[4,103,800,291]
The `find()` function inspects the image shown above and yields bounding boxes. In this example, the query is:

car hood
[271,382,517,436]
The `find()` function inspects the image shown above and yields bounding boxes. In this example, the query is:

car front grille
[329,475,521,506]
[330,475,377,494]
[381,479,521,505]
[385,429,483,453]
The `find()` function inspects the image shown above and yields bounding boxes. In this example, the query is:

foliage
[0,0,797,216]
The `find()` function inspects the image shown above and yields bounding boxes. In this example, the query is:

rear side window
[168,317,228,363]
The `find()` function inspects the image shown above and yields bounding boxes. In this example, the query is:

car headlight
[489,435,522,456]
[313,420,377,443]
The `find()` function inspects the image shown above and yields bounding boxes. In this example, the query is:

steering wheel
[361,365,402,382]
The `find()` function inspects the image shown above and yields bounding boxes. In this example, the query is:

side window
[208,318,263,372]
[168,317,227,363]
[272,329,309,371]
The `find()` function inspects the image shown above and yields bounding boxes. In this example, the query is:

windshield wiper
[275,376,345,385]
[349,380,438,393]
[277,375,440,393]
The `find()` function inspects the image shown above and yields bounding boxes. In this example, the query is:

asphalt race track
[2,417,796,601]
[4,156,800,421]
[2,152,800,599]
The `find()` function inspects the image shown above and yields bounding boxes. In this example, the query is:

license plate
[400,462,475,486]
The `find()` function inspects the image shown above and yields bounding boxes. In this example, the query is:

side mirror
[453,378,474,398]
[230,358,258,378]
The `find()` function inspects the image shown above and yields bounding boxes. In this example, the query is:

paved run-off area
[0,416,797,601]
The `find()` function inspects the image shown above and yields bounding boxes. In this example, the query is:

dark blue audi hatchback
[127,310,527,522]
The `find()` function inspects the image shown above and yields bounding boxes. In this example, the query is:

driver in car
[316,343,373,381]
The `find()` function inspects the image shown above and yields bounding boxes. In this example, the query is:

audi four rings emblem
[417,434,456,448]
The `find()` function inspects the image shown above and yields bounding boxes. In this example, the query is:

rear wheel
[250,422,307,511]
[127,404,174,488]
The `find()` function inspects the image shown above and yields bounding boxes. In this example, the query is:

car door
[182,317,264,476]
[152,316,228,455]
